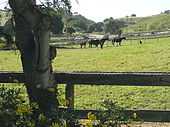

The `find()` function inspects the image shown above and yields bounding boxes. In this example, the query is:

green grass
[54,38,170,72]
[0,50,22,71]
[1,37,170,110]
[74,86,170,110]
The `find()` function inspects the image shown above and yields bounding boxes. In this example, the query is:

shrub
[92,99,137,127]
[0,85,34,127]
[0,85,80,127]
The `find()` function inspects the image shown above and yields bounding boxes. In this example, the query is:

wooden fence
[1,71,170,122]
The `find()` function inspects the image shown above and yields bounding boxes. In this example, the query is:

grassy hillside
[123,13,170,33]
[1,38,170,110]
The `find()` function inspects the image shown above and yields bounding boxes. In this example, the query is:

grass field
[1,37,170,110]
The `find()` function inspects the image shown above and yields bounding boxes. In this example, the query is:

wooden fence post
[66,83,74,108]
[65,83,74,127]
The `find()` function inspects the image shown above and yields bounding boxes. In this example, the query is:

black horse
[88,35,109,49]
[88,39,100,48]
[112,37,126,46]
[88,38,108,49]
[99,38,108,49]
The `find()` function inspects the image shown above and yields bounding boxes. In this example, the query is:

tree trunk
[9,0,58,125]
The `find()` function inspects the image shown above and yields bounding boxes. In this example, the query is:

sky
[70,0,170,22]
[0,0,170,22]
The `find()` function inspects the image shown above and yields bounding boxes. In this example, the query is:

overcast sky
[0,0,170,22]
[70,0,170,22]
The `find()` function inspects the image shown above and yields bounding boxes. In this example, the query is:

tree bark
[9,0,58,125]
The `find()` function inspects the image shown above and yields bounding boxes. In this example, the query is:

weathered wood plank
[59,108,170,122]
[66,83,74,108]
[1,72,170,86]
[1,72,170,122]
[54,72,170,86]
[0,72,24,83]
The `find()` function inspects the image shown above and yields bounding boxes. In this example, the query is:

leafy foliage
[64,26,76,35]
[0,85,34,127]
[44,0,72,14]
[104,17,126,34]
[84,100,137,127]
[97,100,131,127]
[87,22,104,33]
[0,85,80,127]
[51,15,64,34]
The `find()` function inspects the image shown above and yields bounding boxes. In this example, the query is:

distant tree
[64,26,75,35]
[104,17,125,34]
[131,14,136,17]
[95,22,104,32]
[87,23,96,33]
[104,17,114,34]
[51,15,64,34]
[87,22,104,33]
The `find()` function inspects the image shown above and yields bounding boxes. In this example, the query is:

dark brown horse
[112,37,126,46]
[80,40,87,48]
[88,35,109,49]
[88,39,100,48]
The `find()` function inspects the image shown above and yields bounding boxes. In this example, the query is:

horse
[88,39,100,48]
[112,37,126,46]
[80,40,87,48]
[74,36,89,48]
[88,34,109,49]
[99,38,108,49]
[88,38,108,49]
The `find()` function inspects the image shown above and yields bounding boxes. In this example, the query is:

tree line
[64,15,127,34]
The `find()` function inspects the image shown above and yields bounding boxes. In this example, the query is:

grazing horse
[88,38,108,49]
[88,39,100,48]
[99,38,108,49]
[80,40,87,48]
[112,37,126,46]
[88,34,109,49]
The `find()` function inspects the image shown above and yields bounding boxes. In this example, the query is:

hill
[66,14,95,32]
[123,13,170,33]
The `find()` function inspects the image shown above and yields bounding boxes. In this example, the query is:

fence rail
[127,35,170,40]
[1,71,170,86]
[1,71,170,122]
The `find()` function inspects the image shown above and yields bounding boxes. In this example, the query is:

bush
[85,99,139,127]
[97,100,130,127]
[0,85,80,127]
[0,85,34,127]
[1,86,137,127]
